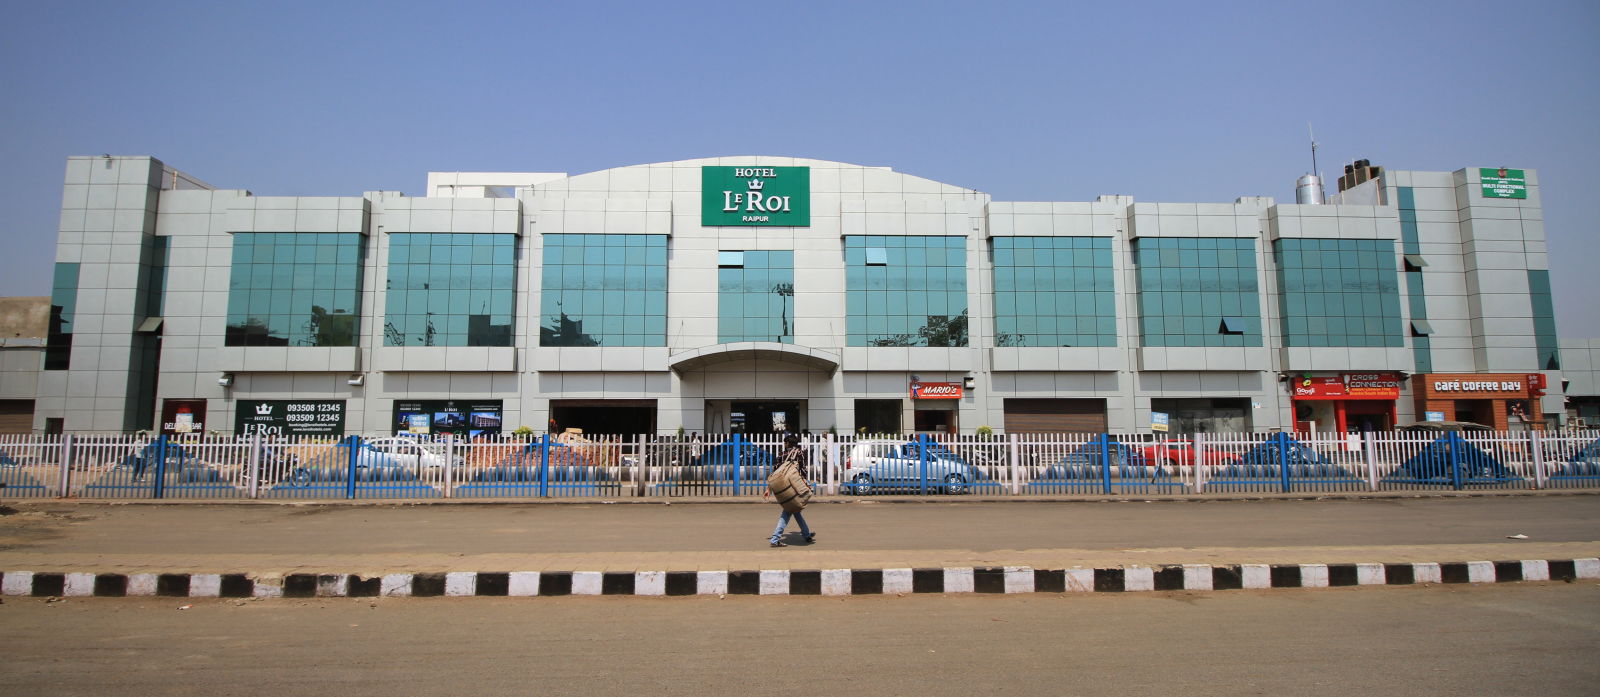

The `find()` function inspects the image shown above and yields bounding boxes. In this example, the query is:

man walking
[765,434,816,547]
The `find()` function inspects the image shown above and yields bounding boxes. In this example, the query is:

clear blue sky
[3,1,1597,333]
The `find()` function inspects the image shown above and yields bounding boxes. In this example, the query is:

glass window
[1528,269,1560,369]
[1272,238,1401,348]
[718,251,795,343]
[540,235,667,346]
[382,233,515,347]
[226,233,365,346]
[1134,237,1261,347]
[846,236,967,346]
[990,237,1115,347]
[44,262,80,369]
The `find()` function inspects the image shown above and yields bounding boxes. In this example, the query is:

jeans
[770,509,811,544]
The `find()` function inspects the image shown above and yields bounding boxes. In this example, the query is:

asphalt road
[1,583,1595,696]
[2,496,1596,573]
[6,496,1598,553]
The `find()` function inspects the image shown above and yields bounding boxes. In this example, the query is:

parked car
[266,437,461,483]
[358,437,460,474]
[843,439,982,494]
[1043,440,1153,479]
[1138,439,1241,469]
[689,439,775,481]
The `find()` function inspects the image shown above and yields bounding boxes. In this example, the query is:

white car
[359,437,459,474]
[842,439,982,494]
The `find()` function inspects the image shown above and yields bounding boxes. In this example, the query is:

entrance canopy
[669,342,840,376]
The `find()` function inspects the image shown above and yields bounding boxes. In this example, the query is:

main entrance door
[729,401,801,434]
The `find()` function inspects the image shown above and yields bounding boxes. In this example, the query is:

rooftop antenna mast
[1309,122,1320,178]
[1294,123,1327,204]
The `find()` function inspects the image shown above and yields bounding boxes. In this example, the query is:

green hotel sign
[1480,168,1527,199]
[702,166,810,226]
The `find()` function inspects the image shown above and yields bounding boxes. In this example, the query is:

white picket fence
[1,429,1597,500]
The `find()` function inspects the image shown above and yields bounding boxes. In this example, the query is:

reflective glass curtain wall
[1134,237,1261,347]
[992,237,1115,347]
[1397,187,1433,372]
[1529,269,1560,369]
[845,235,968,347]
[384,233,515,346]
[225,233,364,346]
[44,263,79,370]
[717,250,794,343]
[539,234,667,347]
[1273,238,1403,347]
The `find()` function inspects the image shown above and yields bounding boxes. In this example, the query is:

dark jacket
[777,445,809,480]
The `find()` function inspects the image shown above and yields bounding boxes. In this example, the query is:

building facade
[7,154,1571,435]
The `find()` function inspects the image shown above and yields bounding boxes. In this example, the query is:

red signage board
[1527,373,1546,397]
[1342,372,1403,399]
[1291,377,1346,400]
[910,382,963,399]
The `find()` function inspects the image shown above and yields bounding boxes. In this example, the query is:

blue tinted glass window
[382,233,516,347]
[1134,237,1260,347]
[989,237,1115,347]
[540,234,667,346]
[718,250,794,343]
[1529,269,1560,369]
[44,263,80,369]
[845,236,968,347]
[1272,238,1401,348]
[226,233,364,346]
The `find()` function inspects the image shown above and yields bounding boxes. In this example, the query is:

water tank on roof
[1295,173,1325,205]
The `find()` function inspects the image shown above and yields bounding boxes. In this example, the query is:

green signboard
[701,166,810,227]
[1480,168,1527,199]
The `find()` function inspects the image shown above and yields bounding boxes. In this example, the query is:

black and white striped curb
[3,559,1596,598]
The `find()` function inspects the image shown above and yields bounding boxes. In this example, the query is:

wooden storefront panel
[1003,398,1107,434]
[0,400,34,433]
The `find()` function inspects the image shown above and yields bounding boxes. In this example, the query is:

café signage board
[702,166,810,227]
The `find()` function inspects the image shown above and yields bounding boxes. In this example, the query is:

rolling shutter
[0,400,34,433]
[1003,398,1107,434]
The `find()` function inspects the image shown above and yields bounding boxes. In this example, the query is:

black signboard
[161,399,208,436]
[394,400,504,438]
[235,400,347,437]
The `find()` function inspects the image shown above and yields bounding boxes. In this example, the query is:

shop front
[1149,398,1252,434]
[1290,372,1402,433]
[551,399,657,435]
[1412,373,1546,431]
[911,381,962,434]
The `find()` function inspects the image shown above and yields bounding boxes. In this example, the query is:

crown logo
[747,178,765,191]
[256,404,272,415]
